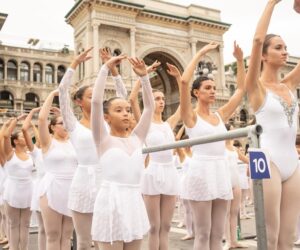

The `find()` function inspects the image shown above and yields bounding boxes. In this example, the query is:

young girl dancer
[91,55,154,250]
[2,114,33,250]
[38,89,77,250]
[180,41,245,250]
[130,62,181,250]
[245,0,300,248]
[22,107,46,250]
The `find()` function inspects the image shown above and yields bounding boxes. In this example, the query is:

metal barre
[142,124,263,154]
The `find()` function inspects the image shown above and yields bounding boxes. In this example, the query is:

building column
[17,61,21,83]
[54,67,57,84]
[42,63,46,85]
[130,27,136,88]
[191,41,197,57]
[218,45,225,88]
[85,21,93,78]
[4,59,7,80]
[92,23,100,74]
[29,62,33,82]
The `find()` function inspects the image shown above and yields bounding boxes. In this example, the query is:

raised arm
[129,58,155,142]
[100,48,127,98]
[91,54,127,155]
[0,124,5,166]
[3,114,26,159]
[38,90,58,151]
[218,42,246,122]
[166,63,182,129]
[59,47,93,132]
[22,107,40,152]
[128,60,161,123]
[245,0,280,110]
[180,42,219,128]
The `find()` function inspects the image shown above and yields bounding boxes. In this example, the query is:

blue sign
[249,148,271,180]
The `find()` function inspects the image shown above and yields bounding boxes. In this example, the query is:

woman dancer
[245,1,300,248]
[38,89,77,250]
[2,114,33,250]
[91,54,154,250]
[224,125,249,250]
[22,107,46,250]
[130,62,181,250]
[180,41,245,250]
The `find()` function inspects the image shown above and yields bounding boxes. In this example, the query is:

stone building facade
[65,0,231,118]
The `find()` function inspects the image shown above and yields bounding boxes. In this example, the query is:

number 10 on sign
[248,148,271,180]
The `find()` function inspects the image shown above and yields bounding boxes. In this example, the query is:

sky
[0,0,299,64]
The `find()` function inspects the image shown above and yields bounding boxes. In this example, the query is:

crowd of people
[0,1,300,250]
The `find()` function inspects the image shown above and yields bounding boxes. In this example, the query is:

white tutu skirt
[3,178,33,208]
[228,162,240,188]
[39,172,73,217]
[31,178,43,211]
[92,181,149,243]
[238,163,249,190]
[141,161,179,195]
[68,165,101,213]
[181,156,233,201]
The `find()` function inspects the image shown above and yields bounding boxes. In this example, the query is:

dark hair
[48,116,59,134]
[152,89,163,94]
[261,34,280,71]
[181,134,189,140]
[103,97,122,114]
[11,131,20,148]
[191,76,210,98]
[225,123,234,131]
[233,140,242,148]
[73,85,92,101]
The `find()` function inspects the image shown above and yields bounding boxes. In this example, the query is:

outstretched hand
[100,47,112,64]
[166,63,181,78]
[50,107,61,116]
[200,42,219,54]
[75,47,93,64]
[233,41,243,61]
[147,60,161,73]
[16,113,27,121]
[105,54,127,70]
[128,57,147,77]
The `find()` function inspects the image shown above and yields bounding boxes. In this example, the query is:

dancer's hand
[269,0,281,4]
[166,63,181,78]
[16,113,27,122]
[200,42,219,54]
[99,47,112,64]
[105,54,127,70]
[147,60,161,73]
[233,41,244,62]
[50,107,61,116]
[75,47,93,64]
[128,58,147,77]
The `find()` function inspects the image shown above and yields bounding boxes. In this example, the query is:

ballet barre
[142,124,268,250]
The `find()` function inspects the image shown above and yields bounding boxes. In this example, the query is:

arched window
[113,49,122,73]
[240,109,247,123]
[53,96,59,107]
[229,85,235,96]
[0,59,4,80]
[7,60,17,80]
[24,93,39,111]
[0,91,14,110]
[33,63,42,82]
[20,61,30,81]
[45,64,54,84]
[57,65,66,83]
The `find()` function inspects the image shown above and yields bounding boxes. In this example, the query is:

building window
[0,91,14,110]
[24,93,39,111]
[297,89,300,99]
[33,63,42,82]
[20,62,30,81]
[57,65,66,83]
[0,59,4,80]
[45,64,54,84]
[240,109,247,123]
[53,96,59,107]
[7,60,17,80]
[113,49,122,73]
[229,85,235,96]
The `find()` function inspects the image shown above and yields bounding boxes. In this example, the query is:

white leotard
[30,146,45,211]
[3,153,33,208]
[141,122,179,195]
[182,113,232,201]
[91,65,154,243]
[39,139,77,216]
[255,87,299,181]
[225,149,240,188]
